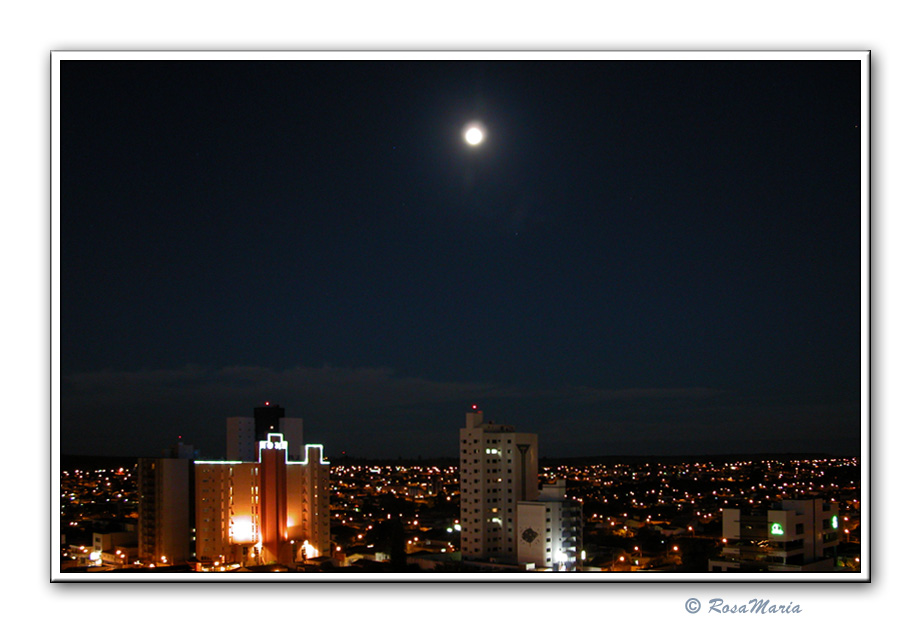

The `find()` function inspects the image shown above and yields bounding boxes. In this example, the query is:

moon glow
[464,125,484,146]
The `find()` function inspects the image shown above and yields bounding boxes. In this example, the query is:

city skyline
[58,53,866,460]
[59,442,861,575]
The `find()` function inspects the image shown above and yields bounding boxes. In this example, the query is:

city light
[61,448,858,574]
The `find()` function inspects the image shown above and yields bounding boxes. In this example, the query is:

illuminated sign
[770,522,784,536]
[259,433,289,453]
[831,515,839,529]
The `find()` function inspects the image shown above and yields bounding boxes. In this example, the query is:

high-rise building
[194,432,330,566]
[516,480,582,571]
[459,406,538,563]
[227,403,304,461]
[254,403,285,438]
[709,498,842,571]
[137,451,194,565]
[138,406,329,569]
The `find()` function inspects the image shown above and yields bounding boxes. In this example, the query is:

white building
[459,407,538,563]
[710,498,842,572]
[516,480,582,571]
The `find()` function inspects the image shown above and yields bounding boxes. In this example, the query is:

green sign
[770,522,784,536]
[831,516,838,529]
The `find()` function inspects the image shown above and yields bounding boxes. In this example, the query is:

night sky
[60,59,862,459]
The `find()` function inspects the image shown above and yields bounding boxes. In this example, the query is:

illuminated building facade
[516,480,582,571]
[709,498,842,571]
[459,407,538,563]
[194,433,331,566]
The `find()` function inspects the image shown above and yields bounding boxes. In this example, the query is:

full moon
[464,126,484,146]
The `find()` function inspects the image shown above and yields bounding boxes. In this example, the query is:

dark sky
[60,59,862,459]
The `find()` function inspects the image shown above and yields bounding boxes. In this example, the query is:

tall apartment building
[137,443,196,565]
[137,406,329,569]
[516,480,582,571]
[709,498,842,571]
[459,406,538,564]
[193,433,330,566]
[227,403,304,461]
